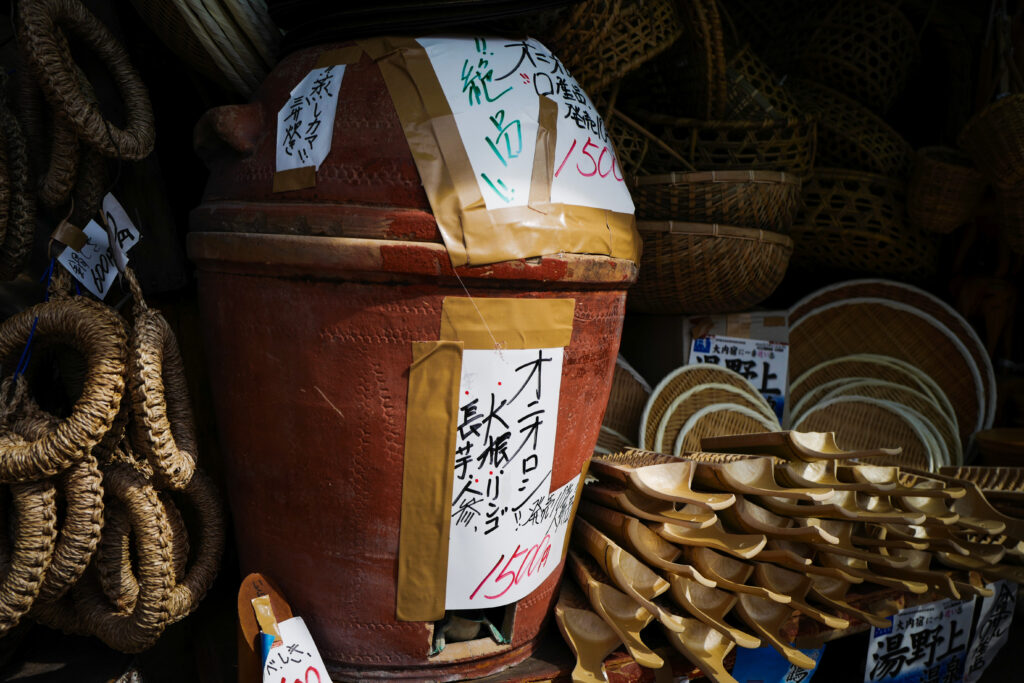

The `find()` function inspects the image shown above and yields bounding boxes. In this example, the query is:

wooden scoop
[555,581,622,683]
[777,460,886,492]
[684,546,791,604]
[806,575,892,628]
[818,553,929,594]
[852,523,929,551]
[591,453,735,510]
[906,470,1013,537]
[719,495,839,544]
[666,574,760,649]
[933,552,1024,583]
[923,529,1007,564]
[579,502,716,587]
[583,482,717,529]
[568,551,663,670]
[661,619,740,683]
[891,495,960,525]
[753,562,850,629]
[867,549,961,599]
[702,430,900,461]
[692,458,834,501]
[655,519,767,560]
[877,523,968,555]
[896,470,967,499]
[756,492,926,525]
[764,540,864,583]
[733,593,815,669]
[796,519,912,568]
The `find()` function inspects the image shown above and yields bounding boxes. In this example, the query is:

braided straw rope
[0,480,58,635]
[17,0,155,160]
[125,270,198,490]
[0,71,35,281]
[0,297,127,481]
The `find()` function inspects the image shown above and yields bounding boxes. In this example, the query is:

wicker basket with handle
[907,147,985,234]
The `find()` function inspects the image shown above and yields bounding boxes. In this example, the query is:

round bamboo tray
[794,396,939,471]
[789,298,985,445]
[959,93,1024,190]
[596,425,634,453]
[630,221,793,314]
[797,0,918,113]
[653,383,778,454]
[723,44,801,121]
[787,279,995,430]
[602,356,651,439]
[907,147,985,234]
[640,364,769,450]
[632,170,801,231]
[788,78,912,176]
[791,168,938,278]
[673,403,781,456]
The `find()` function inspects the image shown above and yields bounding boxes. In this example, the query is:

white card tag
[964,580,1016,682]
[58,219,138,299]
[864,596,975,682]
[276,65,345,173]
[690,335,789,421]
[100,193,140,273]
[261,617,330,683]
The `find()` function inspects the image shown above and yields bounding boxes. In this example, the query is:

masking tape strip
[440,297,575,350]
[51,220,87,251]
[396,340,463,622]
[251,595,281,640]
[357,37,640,268]
[726,313,752,339]
[314,46,363,68]
[272,166,316,193]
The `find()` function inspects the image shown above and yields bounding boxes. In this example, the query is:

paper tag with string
[58,219,139,300]
[100,193,140,274]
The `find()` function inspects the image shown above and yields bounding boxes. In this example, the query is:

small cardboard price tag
[689,334,789,421]
[261,617,329,683]
[57,219,138,300]
[100,193,140,273]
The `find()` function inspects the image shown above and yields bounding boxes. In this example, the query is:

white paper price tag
[276,65,345,173]
[444,347,577,609]
[964,580,1016,682]
[100,193,140,273]
[690,335,789,421]
[261,617,329,683]
[57,219,138,300]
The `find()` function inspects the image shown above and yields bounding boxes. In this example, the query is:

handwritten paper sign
[417,36,633,214]
[865,597,975,683]
[445,347,576,609]
[262,617,329,683]
[58,218,140,300]
[690,335,789,421]
[731,645,824,683]
[100,193,140,273]
[964,580,1016,682]
[276,65,345,173]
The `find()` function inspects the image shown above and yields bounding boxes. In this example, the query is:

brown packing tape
[396,340,463,622]
[440,297,576,350]
[764,315,787,327]
[357,37,640,267]
[726,314,752,339]
[51,220,87,251]
[314,46,364,68]
[272,166,316,193]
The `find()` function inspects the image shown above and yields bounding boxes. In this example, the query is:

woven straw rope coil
[653,383,778,454]
[821,380,961,466]
[673,403,781,456]
[632,170,801,231]
[794,396,941,471]
[959,93,1024,190]
[630,221,793,315]
[0,73,35,281]
[0,480,58,634]
[788,279,995,430]
[907,147,985,234]
[12,68,77,209]
[639,364,769,450]
[0,298,127,482]
[788,354,957,432]
[637,112,817,177]
[789,298,985,443]
[788,78,912,177]
[18,0,155,160]
[791,168,937,277]
[603,356,651,438]
[797,0,918,113]
[724,45,801,121]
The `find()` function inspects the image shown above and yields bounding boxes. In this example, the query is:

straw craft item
[789,298,985,444]
[995,186,1024,255]
[674,403,781,456]
[959,93,1024,190]
[788,280,995,430]
[653,384,777,455]
[640,364,769,451]
[603,356,651,440]
[14,71,79,209]
[0,480,58,635]
[542,0,682,95]
[788,78,912,177]
[636,112,818,178]
[907,147,985,234]
[938,467,1024,503]
[632,170,801,231]
[630,221,792,315]
[674,0,727,119]
[17,0,155,160]
[797,0,918,113]
[791,168,937,278]
[607,109,690,178]
[596,426,634,454]
[723,45,801,121]
[0,72,35,282]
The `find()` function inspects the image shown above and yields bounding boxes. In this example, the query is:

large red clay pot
[190,40,636,681]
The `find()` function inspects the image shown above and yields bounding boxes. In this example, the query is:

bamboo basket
[959,93,1024,190]
[629,221,793,315]
[788,78,912,176]
[994,186,1024,255]
[602,356,652,439]
[907,147,985,234]
[723,45,801,121]
[674,403,781,456]
[654,383,778,454]
[675,0,727,119]
[631,170,801,231]
[608,109,691,178]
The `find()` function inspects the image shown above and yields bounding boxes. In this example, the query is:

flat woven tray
[787,279,994,430]
[640,364,769,451]
[789,298,985,445]
[629,221,793,314]
[674,403,781,455]
[631,170,801,231]
[653,382,778,454]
